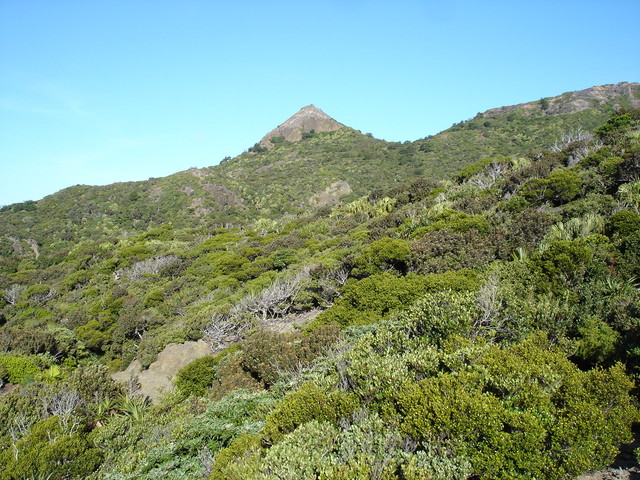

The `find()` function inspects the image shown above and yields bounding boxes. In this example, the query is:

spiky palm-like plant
[117,395,150,421]
[539,214,604,251]
[618,181,640,213]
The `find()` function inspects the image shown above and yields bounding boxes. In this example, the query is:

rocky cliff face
[259,104,345,148]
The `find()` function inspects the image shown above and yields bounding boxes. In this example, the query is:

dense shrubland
[0,106,639,479]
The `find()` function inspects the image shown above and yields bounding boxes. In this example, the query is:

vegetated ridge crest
[484,82,640,117]
[258,104,345,148]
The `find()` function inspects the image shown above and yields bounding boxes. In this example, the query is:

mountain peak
[259,105,345,148]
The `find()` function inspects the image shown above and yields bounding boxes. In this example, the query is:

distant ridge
[484,81,640,117]
[259,104,345,148]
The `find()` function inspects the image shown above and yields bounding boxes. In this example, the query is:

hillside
[0,84,640,479]
[1,83,638,272]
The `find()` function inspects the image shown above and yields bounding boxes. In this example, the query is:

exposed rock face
[484,82,640,117]
[112,340,211,402]
[309,180,352,207]
[202,183,246,208]
[259,104,345,148]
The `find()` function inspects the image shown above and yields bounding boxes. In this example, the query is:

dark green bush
[413,210,490,236]
[454,156,510,183]
[533,239,594,290]
[174,355,219,396]
[309,271,479,329]
[263,382,359,443]
[520,168,583,205]
[0,416,103,479]
[351,236,411,277]
[606,209,640,238]
[410,229,508,274]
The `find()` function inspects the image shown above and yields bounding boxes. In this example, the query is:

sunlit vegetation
[1,93,640,479]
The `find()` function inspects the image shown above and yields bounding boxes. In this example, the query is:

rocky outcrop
[309,180,352,207]
[112,340,211,402]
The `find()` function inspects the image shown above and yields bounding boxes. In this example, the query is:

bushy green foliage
[208,433,263,480]
[519,168,583,205]
[0,416,103,480]
[263,382,359,443]
[575,317,620,365]
[211,351,264,399]
[395,290,481,345]
[309,270,478,329]
[607,209,640,238]
[174,355,219,397]
[595,112,634,144]
[0,355,40,383]
[533,239,594,290]
[351,236,411,277]
[211,414,471,480]
[88,389,276,480]
[454,156,510,182]
[410,228,508,274]
[237,326,341,388]
[395,334,638,479]
[413,209,490,236]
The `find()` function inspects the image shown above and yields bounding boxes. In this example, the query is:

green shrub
[454,156,510,183]
[596,112,633,143]
[520,168,583,205]
[208,433,263,480]
[174,355,219,396]
[0,355,40,383]
[599,156,625,176]
[238,326,341,388]
[309,271,479,329]
[575,317,620,365]
[606,209,640,238]
[211,351,264,399]
[396,290,481,345]
[414,210,490,236]
[75,320,110,352]
[260,420,337,479]
[0,416,103,479]
[63,364,123,406]
[620,230,640,278]
[351,236,411,277]
[270,249,297,270]
[263,382,359,443]
[410,229,507,274]
[395,334,638,479]
[533,239,594,290]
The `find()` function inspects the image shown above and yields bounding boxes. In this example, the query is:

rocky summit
[258,104,345,148]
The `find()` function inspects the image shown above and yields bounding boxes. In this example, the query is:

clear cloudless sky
[1,0,639,206]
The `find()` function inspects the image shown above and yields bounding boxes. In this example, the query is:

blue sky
[1,0,639,206]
